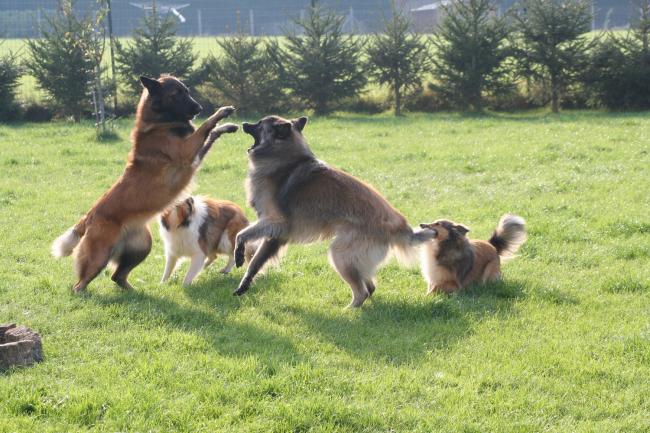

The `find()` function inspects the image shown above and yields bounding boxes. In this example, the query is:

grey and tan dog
[232,115,435,307]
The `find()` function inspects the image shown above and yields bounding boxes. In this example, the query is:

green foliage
[0,49,22,121]
[202,34,285,115]
[115,11,197,96]
[431,0,513,111]
[366,2,430,116]
[584,0,650,109]
[24,0,104,121]
[274,1,366,114]
[513,0,594,112]
[1,111,650,431]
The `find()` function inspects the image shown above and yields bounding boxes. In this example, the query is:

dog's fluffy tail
[51,218,86,258]
[488,214,526,260]
[391,227,437,266]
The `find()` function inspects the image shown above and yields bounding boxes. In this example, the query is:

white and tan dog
[159,196,256,286]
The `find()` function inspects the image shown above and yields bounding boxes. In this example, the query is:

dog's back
[199,198,250,258]
[275,161,410,243]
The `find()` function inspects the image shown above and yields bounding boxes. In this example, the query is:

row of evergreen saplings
[1,0,649,122]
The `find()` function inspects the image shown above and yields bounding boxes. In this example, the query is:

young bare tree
[513,0,593,113]
[366,2,430,116]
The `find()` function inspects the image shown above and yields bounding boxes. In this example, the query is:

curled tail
[51,218,87,258]
[488,214,526,260]
[391,227,437,266]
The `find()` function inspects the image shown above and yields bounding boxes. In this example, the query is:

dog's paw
[217,123,238,134]
[234,242,246,268]
[233,285,248,296]
[216,105,236,119]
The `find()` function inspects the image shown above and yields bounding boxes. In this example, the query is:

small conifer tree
[366,2,430,116]
[204,33,285,114]
[116,9,196,96]
[513,0,593,113]
[584,0,650,109]
[0,49,22,121]
[274,0,366,114]
[431,0,512,111]
[25,0,103,121]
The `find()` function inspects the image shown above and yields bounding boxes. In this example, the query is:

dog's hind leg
[219,255,235,274]
[234,238,285,296]
[183,252,206,286]
[329,236,387,308]
[365,279,377,297]
[481,260,501,283]
[73,221,122,293]
[111,226,152,291]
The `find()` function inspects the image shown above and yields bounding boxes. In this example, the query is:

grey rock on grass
[0,323,43,370]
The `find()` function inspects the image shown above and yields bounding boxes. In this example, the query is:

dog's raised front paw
[216,105,236,119]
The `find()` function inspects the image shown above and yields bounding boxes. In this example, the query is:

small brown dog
[419,214,526,293]
[159,196,257,286]
[52,75,237,293]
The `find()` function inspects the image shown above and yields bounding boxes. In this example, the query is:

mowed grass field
[1,111,649,432]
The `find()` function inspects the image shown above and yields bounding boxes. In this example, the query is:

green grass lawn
[1,111,649,432]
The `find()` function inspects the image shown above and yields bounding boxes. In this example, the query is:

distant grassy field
[1,111,649,432]
[1,37,222,103]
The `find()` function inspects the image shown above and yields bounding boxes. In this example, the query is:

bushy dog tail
[391,227,437,266]
[488,214,526,260]
[51,218,86,258]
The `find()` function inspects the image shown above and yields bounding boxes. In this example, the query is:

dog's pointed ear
[454,224,470,236]
[140,76,161,94]
[291,116,308,132]
[273,120,292,139]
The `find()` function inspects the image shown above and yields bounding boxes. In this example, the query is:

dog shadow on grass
[87,272,524,365]
[87,272,302,363]
[284,279,526,364]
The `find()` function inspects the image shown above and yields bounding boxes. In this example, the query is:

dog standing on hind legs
[51,75,238,293]
[231,115,436,307]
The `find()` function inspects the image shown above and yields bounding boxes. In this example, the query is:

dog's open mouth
[247,140,261,153]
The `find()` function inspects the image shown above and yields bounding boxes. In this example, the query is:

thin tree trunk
[395,84,401,116]
[551,74,560,113]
